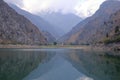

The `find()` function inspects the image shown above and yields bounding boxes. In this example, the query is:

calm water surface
[0,48,120,80]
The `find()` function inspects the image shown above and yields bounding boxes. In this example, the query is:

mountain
[42,31,56,43]
[0,0,46,45]
[7,3,58,40]
[39,11,82,37]
[101,9,120,45]
[59,18,90,44]
[62,0,120,45]
[7,3,82,39]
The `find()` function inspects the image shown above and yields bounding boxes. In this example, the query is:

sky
[4,0,106,18]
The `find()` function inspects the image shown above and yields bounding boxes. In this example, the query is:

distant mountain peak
[39,11,82,38]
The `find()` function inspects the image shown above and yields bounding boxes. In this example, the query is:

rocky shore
[0,44,119,52]
[0,44,40,49]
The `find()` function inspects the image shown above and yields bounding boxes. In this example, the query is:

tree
[115,26,119,33]
[53,42,57,45]
[106,33,109,38]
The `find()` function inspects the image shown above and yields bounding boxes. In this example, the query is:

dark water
[0,49,120,80]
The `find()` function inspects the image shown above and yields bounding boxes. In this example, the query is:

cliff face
[0,0,47,45]
[101,10,120,44]
[63,0,120,45]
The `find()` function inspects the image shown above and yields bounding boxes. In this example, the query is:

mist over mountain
[7,3,81,39]
[2,0,120,46]
[59,17,90,43]
[39,11,82,36]
[0,0,46,45]
[5,1,83,42]
[8,4,59,42]
[4,0,105,19]
[62,0,120,45]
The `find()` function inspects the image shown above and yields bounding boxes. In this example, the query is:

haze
[4,0,106,18]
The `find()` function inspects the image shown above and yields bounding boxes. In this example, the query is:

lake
[0,48,120,80]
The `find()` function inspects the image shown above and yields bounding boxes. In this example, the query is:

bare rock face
[0,0,47,45]
[63,0,120,45]
[42,31,56,43]
[101,10,120,44]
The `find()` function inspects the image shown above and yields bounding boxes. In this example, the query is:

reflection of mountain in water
[0,49,120,80]
[67,50,120,80]
[0,49,48,80]
[24,53,92,80]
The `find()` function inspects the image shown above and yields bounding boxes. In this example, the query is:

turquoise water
[0,49,120,80]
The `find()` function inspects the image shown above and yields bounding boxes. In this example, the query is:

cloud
[74,0,106,18]
[22,0,51,13]
[22,0,79,14]
[4,0,106,18]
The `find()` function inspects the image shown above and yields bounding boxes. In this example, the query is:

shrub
[115,26,119,33]
[103,35,120,44]
[53,42,57,45]
[103,38,113,44]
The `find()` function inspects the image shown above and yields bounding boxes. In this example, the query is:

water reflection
[0,49,120,80]
[67,50,120,80]
[76,76,93,80]
[23,50,89,80]
[0,49,52,80]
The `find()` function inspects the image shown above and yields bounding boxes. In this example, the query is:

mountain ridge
[62,0,120,45]
[39,11,82,37]
[7,3,58,42]
[0,0,46,45]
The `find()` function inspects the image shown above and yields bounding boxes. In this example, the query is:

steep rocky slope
[7,4,57,41]
[101,10,120,44]
[0,0,46,45]
[62,0,120,45]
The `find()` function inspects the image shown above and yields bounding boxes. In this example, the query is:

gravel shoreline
[0,44,119,52]
[0,45,40,49]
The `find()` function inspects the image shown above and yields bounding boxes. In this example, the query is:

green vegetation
[115,26,120,33]
[53,42,57,45]
[103,27,120,44]
[103,35,120,44]
[106,33,109,38]
[70,42,77,45]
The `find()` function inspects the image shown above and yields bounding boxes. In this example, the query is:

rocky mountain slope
[7,4,58,41]
[62,0,120,45]
[0,0,46,45]
[59,18,90,44]
[6,2,82,39]
[101,10,120,44]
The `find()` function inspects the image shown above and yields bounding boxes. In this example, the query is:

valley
[0,0,120,80]
[1,0,120,49]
